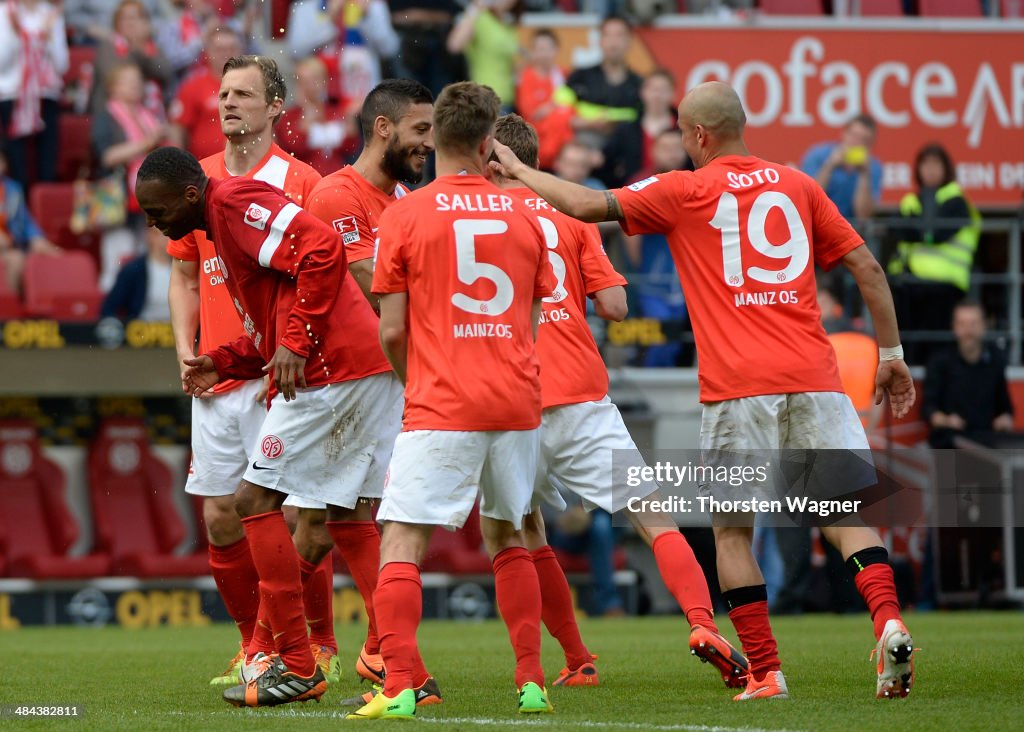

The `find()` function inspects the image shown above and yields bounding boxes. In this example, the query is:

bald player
[491,81,918,702]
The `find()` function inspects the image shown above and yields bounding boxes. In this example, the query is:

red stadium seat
[918,0,982,16]
[87,418,209,577]
[759,0,824,14]
[28,182,101,261]
[0,260,24,320]
[1003,0,1022,17]
[63,46,96,110]
[859,0,904,15]
[0,420,111,578]
[22,251,102,321]
[58,115,93,181]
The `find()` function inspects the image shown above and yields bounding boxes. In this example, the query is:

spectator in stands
[602,69,678,188]
[817,285,854,334]
[801,113,882,223]
[100,225,171,321]
[154,0,219,78]
[168,26,243,161]
[556,16,642,176]
[90,0,174,117]
[92,61,170,291]
[446,0,522,113]
[888,143,981,365]
[515,28,574,171]
[65,0,164,44]
[389,0,467,97]
[622,129,692,367]
[0,0,68,192]
[924,300,1014,449]
[0,151,62,292]
[277,56,359,176]
[554,138,605,190]
[287,0,398,110]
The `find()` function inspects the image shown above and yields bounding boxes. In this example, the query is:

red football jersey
[373,175,555,432]
[200,176,390,387]
[305,166,407,264]
[616,155,862,403]
[509,188,627,409]
[167,145,321,393]
[169,70,223,162]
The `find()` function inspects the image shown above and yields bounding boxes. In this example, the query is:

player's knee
[204,496,243,545]
[520,512,547,551]
[480,519,524,558]
[233,481,282,518]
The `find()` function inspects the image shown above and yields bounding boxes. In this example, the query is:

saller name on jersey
[435,193,514,212]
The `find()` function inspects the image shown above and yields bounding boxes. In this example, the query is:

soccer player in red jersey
[307,79,434,310]
[492,82,917,701]
[165,55,338,686]
[306,78,440,702]
[137,145,403,708]
[493,113,749,690]
[347,82,555,720]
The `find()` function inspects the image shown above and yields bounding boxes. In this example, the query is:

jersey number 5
[710,191,810,288]
[451,219,514,316]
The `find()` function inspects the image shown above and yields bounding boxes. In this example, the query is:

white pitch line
[171,708,798,732]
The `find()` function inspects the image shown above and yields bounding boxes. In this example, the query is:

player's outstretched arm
[349,259,379,313]
[490,141,623,224]
[379,293,409,384]
[842,244,916,418]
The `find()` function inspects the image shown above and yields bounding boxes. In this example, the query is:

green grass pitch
[1,612,1020,731]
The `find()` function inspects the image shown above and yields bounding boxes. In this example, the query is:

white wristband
[879,345,904,361]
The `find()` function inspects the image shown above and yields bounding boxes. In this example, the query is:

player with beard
[165,55,340,686]
[308,79,434,310]
[299,79,435,694]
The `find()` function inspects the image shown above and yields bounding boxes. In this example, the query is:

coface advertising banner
[637,26,1024,207]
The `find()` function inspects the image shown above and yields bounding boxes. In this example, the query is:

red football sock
[377,562,426,697]
[652,531,717,632]
[326,521,381,654]
[241,511,315,677]
[300,554,336,650]
[248,602,275,659]
[208,536,260,649]
[493,547,544,689]
[531,545,592,669]
[854,563,902,641]
[728,600,781,677]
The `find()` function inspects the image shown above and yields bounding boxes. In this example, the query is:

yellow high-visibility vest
[887,182,981,292]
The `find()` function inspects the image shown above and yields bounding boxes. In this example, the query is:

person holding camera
[801,113,882,224]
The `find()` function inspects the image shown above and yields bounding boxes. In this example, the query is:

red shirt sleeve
[614,171,693,237]
[206,334,266,381]
[166,231,199,261]
[807,179,864,271]
[306,186,376,264]
[578,221,627,294]
[221,185,348,358]
[372,205,408,294]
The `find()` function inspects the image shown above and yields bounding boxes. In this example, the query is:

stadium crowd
[0,0,1013,365]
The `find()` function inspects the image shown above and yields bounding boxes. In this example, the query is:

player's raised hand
[182,355,220,398]
[874,359,916,420]
[264,345,307,402]
[489,140,525,180]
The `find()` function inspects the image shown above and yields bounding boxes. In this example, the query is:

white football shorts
[242,372,402,508]
[377,428,540,530]
[532,395,657,514]
[185,378,266,497]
